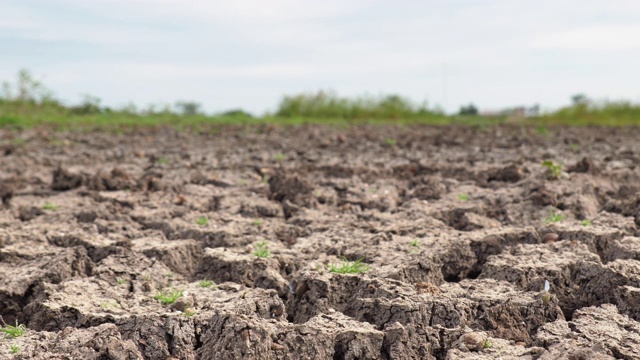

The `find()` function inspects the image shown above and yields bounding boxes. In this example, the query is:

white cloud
[529,25,640,51]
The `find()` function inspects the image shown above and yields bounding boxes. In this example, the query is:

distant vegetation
[275,90,444,121]
[1,69,639,129]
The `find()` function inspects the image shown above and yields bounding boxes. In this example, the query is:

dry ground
[1,125,640,359]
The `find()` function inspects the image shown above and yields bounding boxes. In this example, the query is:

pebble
[542,233,559,243]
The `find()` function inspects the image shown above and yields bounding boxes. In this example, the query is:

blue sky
[1,0,640,114]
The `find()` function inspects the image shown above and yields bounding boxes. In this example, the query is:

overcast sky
[2,0,640,115]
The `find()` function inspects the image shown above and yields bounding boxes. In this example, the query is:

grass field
[1,71,639,129]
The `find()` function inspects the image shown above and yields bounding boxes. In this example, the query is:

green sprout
[535,125,550,137]
[196,216,209,226]
[253,241,271,258]
[153,288,183,305]
[164,273,174,278]
[410,239,420,247]
[540,279,552,305]
[156,157,170,164]
[11,138,26,146]
[569,143,580,152]
[116,278,126,285]
[42,202,59,210]
[457,194,469,201]
[183,308,196,317]
[384,138,396,146]
[1,321,26,339]
[274,153,285,161]
[545,211,565,224]
[252,219,263,226]
[581,219,592,226]
[328,258,370,274]
[10,344,19,354]
[541,160,567,180]
[482,339,492,349]
[100,301,120,309]
[198,278,216,288]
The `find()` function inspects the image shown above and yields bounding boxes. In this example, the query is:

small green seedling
[164,273,174,278]
[540,279,552,304]
[196,216,209,226]
[12,138,26,146]
[153,288,183,305]
[274,153,285,161]
[183,308,196,317]
[482,339,492,349]
[116,278,126,285]
[10,344,19,354]
[1,321,26,339]
[384,138,396,146]
[328,258,370,274]
[535,125,550,137]
[410,239,420,247]
[569,143,580,152]
[156,157,170,164]
[581,219,592,226]
[198,278,216,288]
[253,241,271,258]
[457,194,469,201]
[545,211,565,224]
[42,202,59,210]
[252,219,263,226]
[541,160,568,180]
[100,301,121,309]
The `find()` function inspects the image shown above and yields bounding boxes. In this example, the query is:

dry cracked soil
[1,124,640,359]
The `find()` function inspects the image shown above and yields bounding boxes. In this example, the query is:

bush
[275,90,437,120]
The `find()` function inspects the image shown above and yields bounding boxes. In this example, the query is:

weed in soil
[410,239,420,247]
[156,157,170,165]
[253,241,271,258]
[10,344,19,354]
[581,219,592,226]
[1,321,26,339]
[540,280,552,304]
[329,258,370,274]
[199,278,216,288]
[196,216,209,226]
[116,278,126,285]
[153,288,183,305]
[542,160,568,180]
[536,125,550,137]
[457,193,469,201]
[545,211,565,224]
[42,202,59,210]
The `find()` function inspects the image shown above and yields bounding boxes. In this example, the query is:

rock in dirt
[51,166,84,191]
[88,167,136,191]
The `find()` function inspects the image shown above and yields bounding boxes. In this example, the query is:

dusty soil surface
[1,125,640,359]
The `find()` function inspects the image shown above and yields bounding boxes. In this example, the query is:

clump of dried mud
[1,125,640,359]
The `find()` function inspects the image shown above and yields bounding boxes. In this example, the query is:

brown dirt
[1,125,640,359]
